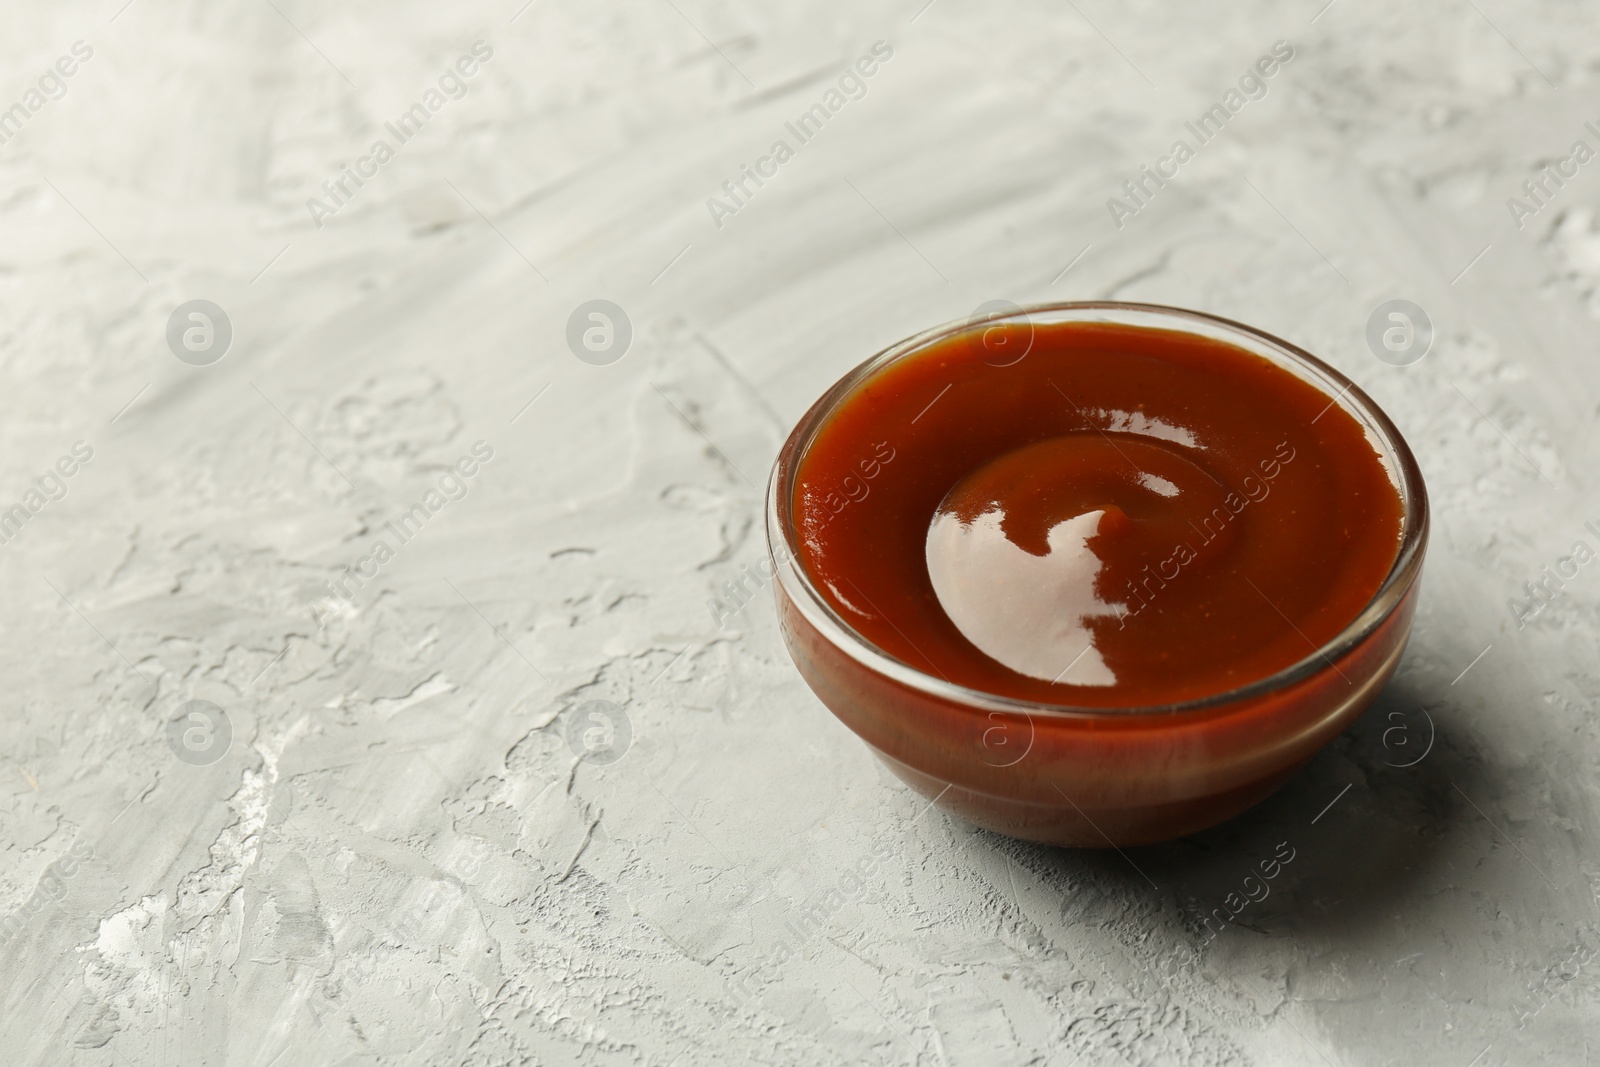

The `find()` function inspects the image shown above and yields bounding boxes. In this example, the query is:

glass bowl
[766,302,1429,847]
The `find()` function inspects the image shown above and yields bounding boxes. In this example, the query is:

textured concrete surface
[1,1,1598,1064]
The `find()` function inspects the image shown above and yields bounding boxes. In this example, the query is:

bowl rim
[765,300,1430,720]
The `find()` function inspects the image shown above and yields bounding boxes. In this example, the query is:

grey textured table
[1,1,1597,1064]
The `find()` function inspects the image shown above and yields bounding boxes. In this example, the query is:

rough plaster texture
[1,1,1598,1064]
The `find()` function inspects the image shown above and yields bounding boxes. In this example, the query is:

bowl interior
[767,301,1429,719]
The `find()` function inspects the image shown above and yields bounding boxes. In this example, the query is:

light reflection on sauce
[925,432,1235,687]
[927,507,1122,684]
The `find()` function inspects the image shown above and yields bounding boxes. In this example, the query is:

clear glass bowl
[766,302,1429,847]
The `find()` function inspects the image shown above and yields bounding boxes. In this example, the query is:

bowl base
[873,748,1306,848]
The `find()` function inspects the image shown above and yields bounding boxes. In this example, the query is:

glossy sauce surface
[792,319,1404,708]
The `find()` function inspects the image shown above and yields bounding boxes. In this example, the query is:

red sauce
[793,319,1404,708]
